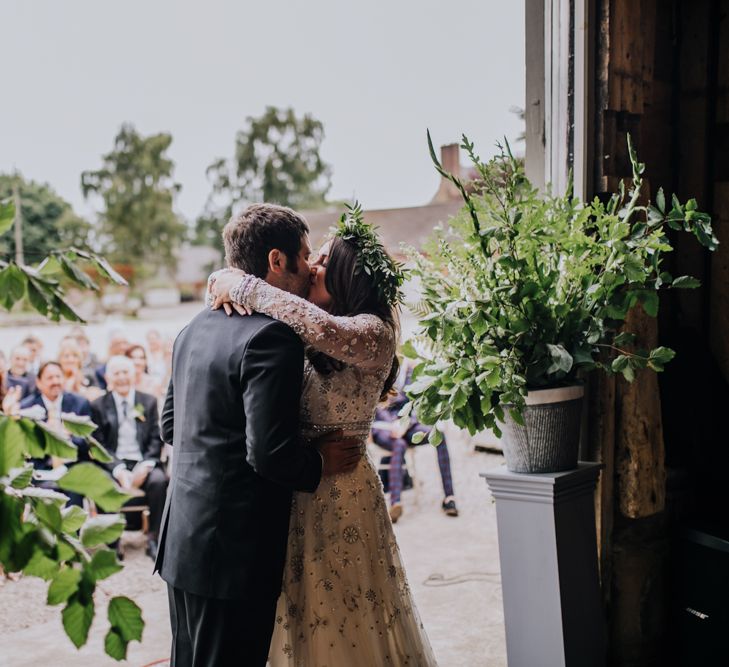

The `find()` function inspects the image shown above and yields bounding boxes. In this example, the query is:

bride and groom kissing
[154,203,437,666]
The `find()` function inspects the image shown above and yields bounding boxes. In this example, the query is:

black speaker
[673,526,729,666]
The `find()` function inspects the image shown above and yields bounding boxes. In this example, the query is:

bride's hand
[207,268,252,316]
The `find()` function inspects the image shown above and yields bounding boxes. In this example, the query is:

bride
[208,204,437,666]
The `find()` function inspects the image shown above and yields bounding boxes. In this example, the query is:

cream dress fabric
[231,278,438,667]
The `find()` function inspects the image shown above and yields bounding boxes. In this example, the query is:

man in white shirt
[90,355,168,559]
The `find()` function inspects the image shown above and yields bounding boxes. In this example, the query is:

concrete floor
[0,429,507,667]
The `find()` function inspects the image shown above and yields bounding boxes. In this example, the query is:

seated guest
[90,355,168,559]
[58,338,105,403]
[371,365,458,523]
[145,329,168,382]
[68,326,102,382]
[125,344,162,399]
[1,351,22,414]
[21,334,43,377]
[7,345,36,399]
[94,331,130,390]
[19,361,92,507]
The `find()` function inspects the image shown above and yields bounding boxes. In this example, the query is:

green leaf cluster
[405,133,718,433]
[0,412,140,659]
[334,201,407,307]
[1,196,143,659]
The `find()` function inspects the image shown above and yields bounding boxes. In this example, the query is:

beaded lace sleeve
[230,276,396,370]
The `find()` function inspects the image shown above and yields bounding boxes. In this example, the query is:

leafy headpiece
[333,202,407,307]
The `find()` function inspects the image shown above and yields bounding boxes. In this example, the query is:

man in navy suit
[20,360,92,506]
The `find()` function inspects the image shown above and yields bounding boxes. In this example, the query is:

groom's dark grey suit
[154,307,322,666]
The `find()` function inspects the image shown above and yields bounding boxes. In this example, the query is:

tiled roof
[301,200,464,256]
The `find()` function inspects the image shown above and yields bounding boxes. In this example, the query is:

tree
[195,106,331,250]
[0,174,91,263]
[0,199,145,660]
[81,124,186,284]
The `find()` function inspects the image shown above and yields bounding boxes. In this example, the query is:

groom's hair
[223,204,309,278]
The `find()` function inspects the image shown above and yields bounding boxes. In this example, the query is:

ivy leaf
[611,355,631,372]
[613,332,637,347]
[410,431,427,444]
[34,498,63,532]
[8,464,34,489]
[639,291,659,318]
[61,505,87,533]
[37,421,78,460]
[105,628,127,661]
[0,264,26,310]
[546,344,573,375]
[62,596,95,648]
[80,514,125,548]
[48,567,82,605]
[655,187,666,214]
[399,339,419,359]
[649,346,676,365]
[88,548,123,581]
[58,463,131,512]
[24,550,60,580]
[0,417,26,476]
[61,413,97,438]
[108,596,144,642]
[88,436,114,464]
[671,275,701,289]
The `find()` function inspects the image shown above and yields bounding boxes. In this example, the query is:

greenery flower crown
[332,202,407,308]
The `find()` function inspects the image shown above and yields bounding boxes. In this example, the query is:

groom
[155,204,361,667]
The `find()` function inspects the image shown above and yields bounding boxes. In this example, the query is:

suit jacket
[19,391,92,468]
[90,390,162,470]
[155,308,322,601]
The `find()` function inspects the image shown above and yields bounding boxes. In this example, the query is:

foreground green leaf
[80,514,125,548]
[48,567,82,605]
[62,596,94,648]
[108,596,144,642]
[58,463,131,512]
[105,628,127,661]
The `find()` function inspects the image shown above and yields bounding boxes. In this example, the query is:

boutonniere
[133,404,146,422]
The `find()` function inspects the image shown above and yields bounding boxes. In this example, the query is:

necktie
[122,400,128,420]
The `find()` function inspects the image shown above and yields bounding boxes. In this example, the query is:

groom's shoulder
[186,307,295,340]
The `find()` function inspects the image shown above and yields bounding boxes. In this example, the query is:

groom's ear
[267,248,285,275]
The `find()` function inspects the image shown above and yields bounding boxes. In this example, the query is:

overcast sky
[1,0,525,223]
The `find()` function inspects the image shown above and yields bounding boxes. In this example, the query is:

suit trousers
[167,584,278,667]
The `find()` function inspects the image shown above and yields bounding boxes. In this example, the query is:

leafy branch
[404,133,718,437]
[1,199,144,660]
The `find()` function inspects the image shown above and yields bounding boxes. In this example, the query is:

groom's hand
[316,429,362,476]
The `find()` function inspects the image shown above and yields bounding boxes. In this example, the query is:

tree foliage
[195,106,331,249]
[81,124,186,283]
[404,133,718,439]
[0,174,91,262]
[0,200,144,659]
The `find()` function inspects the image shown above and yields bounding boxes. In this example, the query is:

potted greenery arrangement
[403,133,718,473]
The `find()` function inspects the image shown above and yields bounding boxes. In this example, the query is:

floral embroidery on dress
[229,279,437,666]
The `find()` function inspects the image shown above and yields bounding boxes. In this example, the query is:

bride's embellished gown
[228,278,438,667]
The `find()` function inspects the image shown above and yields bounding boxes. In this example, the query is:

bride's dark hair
[307,236,400,400]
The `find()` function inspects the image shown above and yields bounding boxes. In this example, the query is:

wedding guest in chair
[90,355,168,560]
[371,364,458,523]
[19,360,91,507]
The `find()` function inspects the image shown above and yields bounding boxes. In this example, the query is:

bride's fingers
[223,303,233,316]
[232,303,250,316]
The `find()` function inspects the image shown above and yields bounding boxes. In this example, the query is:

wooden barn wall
[589,0,729,664]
